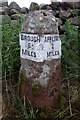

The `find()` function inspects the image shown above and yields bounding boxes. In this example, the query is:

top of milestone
[21,10,59,34]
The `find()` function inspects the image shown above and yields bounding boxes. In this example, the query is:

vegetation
[2,17,80,120]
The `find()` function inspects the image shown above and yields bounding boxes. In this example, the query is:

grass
[2,16,80,120]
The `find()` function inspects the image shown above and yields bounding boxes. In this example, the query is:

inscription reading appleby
[19,33,61,62]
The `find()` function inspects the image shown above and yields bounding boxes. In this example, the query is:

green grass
[2,17,80,120]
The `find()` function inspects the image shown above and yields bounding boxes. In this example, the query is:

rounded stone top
[21,10,59,34]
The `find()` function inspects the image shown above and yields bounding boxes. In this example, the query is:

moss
[32,82,42,97]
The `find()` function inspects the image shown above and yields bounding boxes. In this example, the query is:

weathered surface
[21,10,59,34]
[19,10,61,108]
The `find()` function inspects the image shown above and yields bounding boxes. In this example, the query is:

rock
[0,7,5,15]
[4,6,9,14]
[11,20,18,24]
[50,10,57,16]
[59,24,66,32]
[70,9,78,17]
[9,9,19,15]
[39,4,51,10]
[21,10,59,34]
[0,14,11,24]
[50,2,60,10]
[60,2,73,10]
[0,0,8,7]
[11,14,21,20]
[29,2,39,11]
[69,17,80,26]
[57,18,63,26]
[19,10,61,108]
[20,7,29,14]
[9,2,21,12]
[59,9,71,20]
[0,6,9,15]
[0,3,2,7]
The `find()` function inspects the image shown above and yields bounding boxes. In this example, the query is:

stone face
[29,2,39,11]
[19,10,61,108]
[9,2,21,12]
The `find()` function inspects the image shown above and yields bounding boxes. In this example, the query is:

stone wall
[1,0,80,35]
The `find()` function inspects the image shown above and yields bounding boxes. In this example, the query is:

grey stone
[39,4,51,10]
[69,2,80,9]
[60,2,73,10]
[50,2,60,10]
[11,20,18,24]
[20,7,29,14]
[0,3,2,7]
[19,10,61,108]
[0,14,11,24]
[69,17,80,26]
[60,24,66,32]
[57,18,63,26]
[50,10,59,17]
[29,2,39,11]
[21,10,59,34]
[9,2,21,12]
[9,9,19,15]
[11,14,21,20]
[0,6,9,15]
[0,0,8,7]
[0,7,5,15]
[70,9,78,17]
[59,9,71,20]
[4,6,9,14]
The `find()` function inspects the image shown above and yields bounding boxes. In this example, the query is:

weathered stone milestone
[19,10,61,108]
